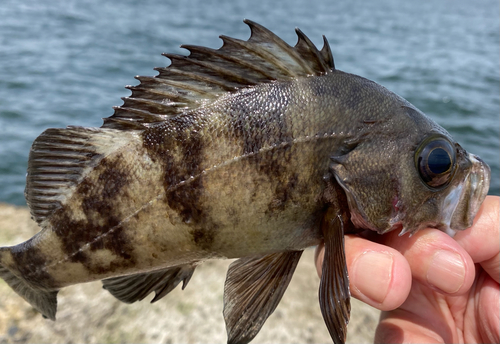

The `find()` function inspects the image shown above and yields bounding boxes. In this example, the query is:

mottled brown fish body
[0,20,490,344]
[5,71,406,289]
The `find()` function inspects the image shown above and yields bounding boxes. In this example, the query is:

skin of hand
[315,195,499,343]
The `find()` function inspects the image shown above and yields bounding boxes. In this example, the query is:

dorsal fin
[25,126,137,224]
[104,19,335,130]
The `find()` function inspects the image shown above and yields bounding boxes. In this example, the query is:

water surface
[1,0,498,206]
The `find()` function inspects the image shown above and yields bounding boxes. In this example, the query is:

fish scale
[0,19,490,344]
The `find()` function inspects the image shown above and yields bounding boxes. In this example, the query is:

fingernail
[353,251,393,304]
[427,250,465,294]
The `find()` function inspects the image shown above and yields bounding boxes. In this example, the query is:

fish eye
[415,137,456,189]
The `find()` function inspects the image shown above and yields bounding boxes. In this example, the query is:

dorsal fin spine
[295,28,330,73]
[113,105,165,121]
[102,117,145,130]
[103,20,336,130]
[321,36,335,70]
[122,96,169,109]
[164,53,258,86]
[220,35,297,77]
[244,19,315,75]
[129,77,193,103]
[121,97,182,115]
[181,44,275,80]
[159,64,239,91]
[148,73,214,96]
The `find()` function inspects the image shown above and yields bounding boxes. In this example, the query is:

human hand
[315,195,499,343]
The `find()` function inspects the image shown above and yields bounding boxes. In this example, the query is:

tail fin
[0,247,58,320]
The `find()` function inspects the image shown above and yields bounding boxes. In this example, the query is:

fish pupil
[415,136,456,189]
[427,148,451,174]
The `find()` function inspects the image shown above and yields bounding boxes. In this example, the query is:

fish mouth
[443,153,491,234]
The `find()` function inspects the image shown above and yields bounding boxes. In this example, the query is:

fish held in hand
[0,20,490,343]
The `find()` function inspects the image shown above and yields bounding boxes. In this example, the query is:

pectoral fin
[319,206,351,344]
[223,250,303,344]
[102,264,195,304]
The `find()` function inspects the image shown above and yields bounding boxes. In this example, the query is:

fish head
[331,105,491,236]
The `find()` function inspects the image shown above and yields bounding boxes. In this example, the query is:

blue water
[1,0,498,206]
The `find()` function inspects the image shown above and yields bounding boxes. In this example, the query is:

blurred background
[0,0,499,204]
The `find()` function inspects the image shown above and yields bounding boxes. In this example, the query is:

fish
[0,19,491,344]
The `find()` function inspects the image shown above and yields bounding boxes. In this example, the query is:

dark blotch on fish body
[143,117,220,250]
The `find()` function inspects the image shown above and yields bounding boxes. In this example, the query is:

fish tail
[0,246,58,320]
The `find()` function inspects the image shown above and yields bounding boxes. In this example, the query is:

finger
[377,227,476,296]
[480,254,500,285]
[475,273,500,344]
[376,307,451,343]
[315,235,412,311]
[375,280,461,343]
[455,195,500,283]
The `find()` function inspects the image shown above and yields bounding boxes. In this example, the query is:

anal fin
[319,206,351,344]
[102,264,195,304]
[223,250,303,344]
